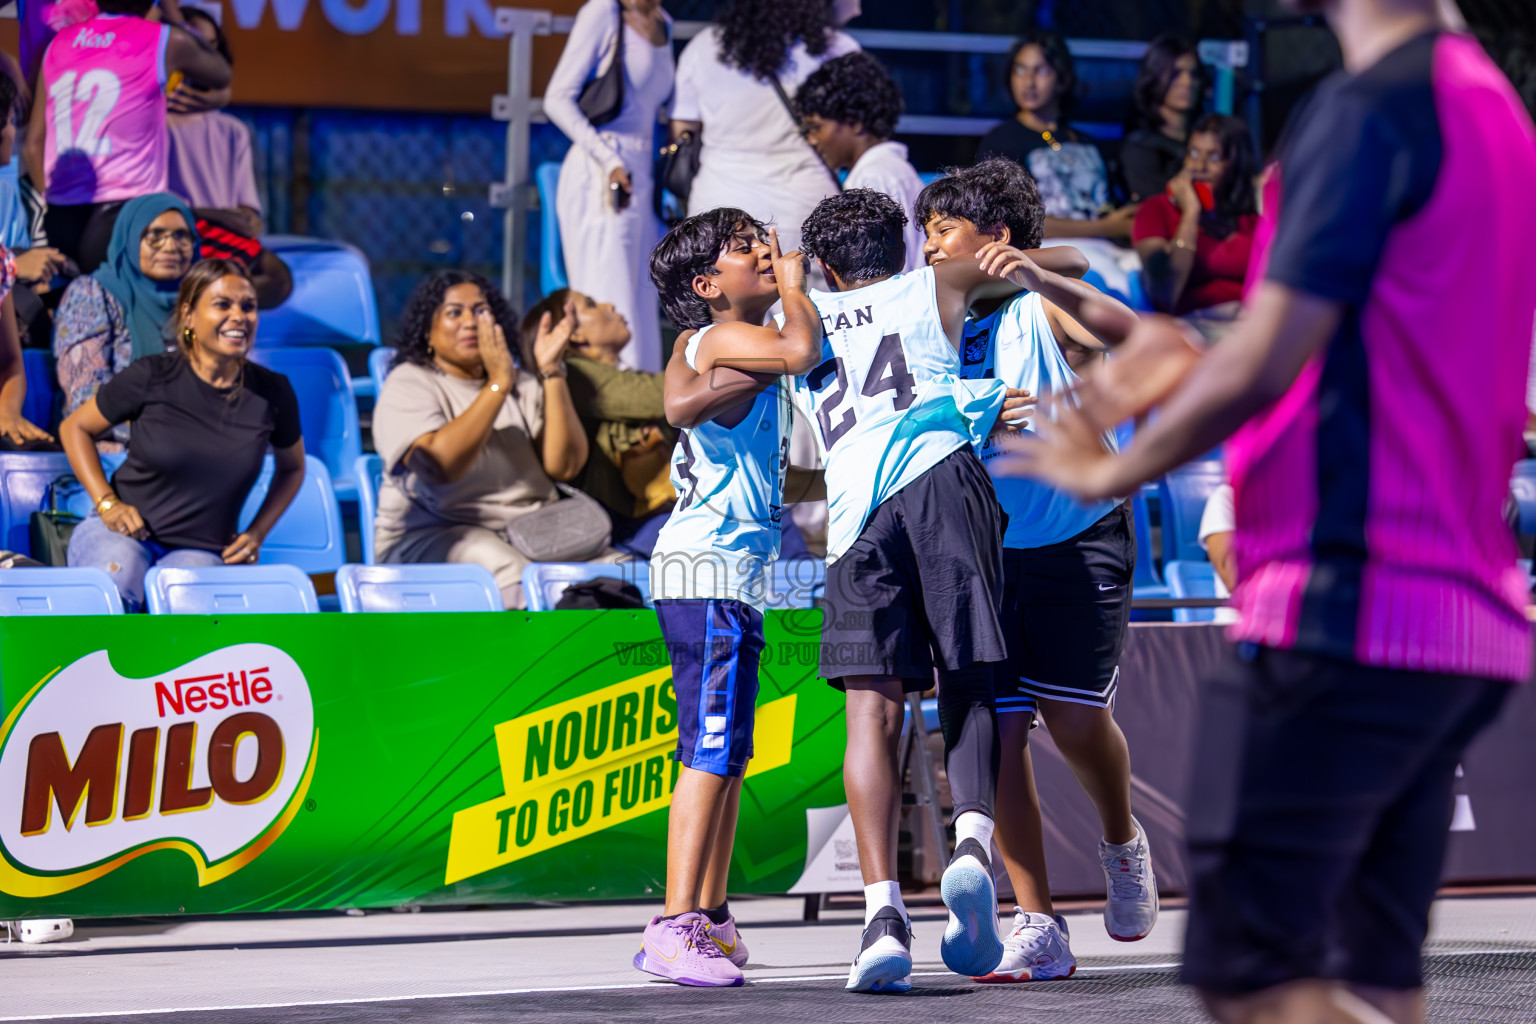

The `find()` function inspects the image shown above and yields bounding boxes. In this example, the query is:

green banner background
[0,610,846,918]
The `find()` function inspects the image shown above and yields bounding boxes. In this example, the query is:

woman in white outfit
[545,0,672,372]
[669,0,861,255]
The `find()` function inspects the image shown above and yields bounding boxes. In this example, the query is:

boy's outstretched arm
[999,248,1140,351]
[930,244,1090,346]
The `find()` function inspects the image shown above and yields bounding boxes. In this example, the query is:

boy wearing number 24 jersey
[794,190,1084,991]
[634,209,823,988]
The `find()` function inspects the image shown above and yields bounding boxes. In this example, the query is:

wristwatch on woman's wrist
[539,363,568,381]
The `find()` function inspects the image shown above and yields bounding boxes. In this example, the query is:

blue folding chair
[145,564,320,614]
[0,567,124,614]
[239,455,346,573]
[250,348,363,500]
[521,562,652,612]
[257,236,381,347]
[765,558,826,610]
[22,350,57,433]
[336,563,502,613]
[368,346,397,401]
[1130,486,1167,595]
[0,452,73,555]
[535,162,568,296]
[1158,460,1225,565]
[1511,460,1536,534]
[1164,559,1220,624]
[355,454,384,564]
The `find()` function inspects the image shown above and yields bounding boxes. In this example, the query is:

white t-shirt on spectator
[846,140,927,273]
[673,26,859,253]
[1197,483,1240,623]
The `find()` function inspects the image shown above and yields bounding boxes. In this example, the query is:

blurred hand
[0,413,52,445]
[1168,170,1200,214]
[167,83,230,114]
[1099,204,1139,239]
[100,499,148,541]
[533,300,578,379]
[608,166,632,195]
[1067,314,1204,434]
[990,397,1123,501]
[477,308,518,390]
[768,227,809,295]
[14,247,72,285]
[221,531,262,565]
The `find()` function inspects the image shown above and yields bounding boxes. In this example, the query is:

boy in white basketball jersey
[916,160,1153,982]
[793,189,1084,991]
[632,209,822,988]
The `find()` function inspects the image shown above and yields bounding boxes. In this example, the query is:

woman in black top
[1120,34,1207,202]
[59,258,305,610]
[977,32,1137,242]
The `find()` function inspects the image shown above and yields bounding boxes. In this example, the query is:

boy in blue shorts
[631,209,823,987]
[915,159,1152,982]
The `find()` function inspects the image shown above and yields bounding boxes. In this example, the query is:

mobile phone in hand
[610,181,631,212]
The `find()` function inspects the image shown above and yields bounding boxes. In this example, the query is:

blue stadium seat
[522,561,651,612]
[22,349,57,432]
[0,567,124,614]
[250,347,363,500]
[145,564,320,614]
[0,452,73,555]
[1165,559,1220,624]
[765,558,826,610]
[535,162,568,296]
[1511,460,1536,534]
[336,563,502,613]
[239,455,346,573]
[1157,460,1225,565]
[257,236,381,347]
[917,171,945,186]
[355,454,384,564]
[368,346,397,400]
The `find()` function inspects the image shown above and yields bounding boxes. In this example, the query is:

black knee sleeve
[935,663,999,820]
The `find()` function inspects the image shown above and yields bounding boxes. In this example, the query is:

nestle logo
[71,28,116,49]
[155,669,274,717]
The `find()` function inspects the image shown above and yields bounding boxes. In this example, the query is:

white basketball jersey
[651,323,792,608]
[789,267,1006,561]
[963,292,1119,548]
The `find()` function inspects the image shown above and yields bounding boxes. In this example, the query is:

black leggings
[934,662,1000,821]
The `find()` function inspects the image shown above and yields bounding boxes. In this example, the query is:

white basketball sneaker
[973,908,1077,983]
[1100,817,1159,941]
[6,918,74,944]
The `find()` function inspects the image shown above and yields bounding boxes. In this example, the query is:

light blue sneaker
[846,906,913,993]
[939,837,1004,977]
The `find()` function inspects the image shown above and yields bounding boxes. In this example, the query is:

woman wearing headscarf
[53,193,199,451]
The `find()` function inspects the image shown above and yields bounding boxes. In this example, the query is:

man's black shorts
[995,502,1135,717]
[1182,644,1511,995]
[820,447,1007,688]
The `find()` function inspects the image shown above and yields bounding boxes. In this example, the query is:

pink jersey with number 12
[41,13,169,206]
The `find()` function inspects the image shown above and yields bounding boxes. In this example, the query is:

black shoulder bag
[769,73,843,193]
[577,0,626,126]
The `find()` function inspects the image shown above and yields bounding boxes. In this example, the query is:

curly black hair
[1133,33,1207,132]
[650,208,766,331]
[794,52,903,140]
[1190,113,1258,240]
[913,159,1044,252]
[801,189,907,285]
[392,270,523,371]
[716,0,836,82]
[1007,32,1077,118]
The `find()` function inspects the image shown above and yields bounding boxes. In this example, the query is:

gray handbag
[504,483,613,563]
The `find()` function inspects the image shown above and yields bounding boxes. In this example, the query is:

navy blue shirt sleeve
[1265,37,1442,307]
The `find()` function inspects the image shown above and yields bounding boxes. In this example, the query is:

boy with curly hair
[795,52,927,271]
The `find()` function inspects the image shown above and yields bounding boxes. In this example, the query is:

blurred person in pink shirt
[23,0,229,273]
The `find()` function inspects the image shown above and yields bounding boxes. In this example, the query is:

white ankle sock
[954,811,995,852]
[864,879,904,925]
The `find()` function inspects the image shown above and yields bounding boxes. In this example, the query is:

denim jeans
[67,513,222,611]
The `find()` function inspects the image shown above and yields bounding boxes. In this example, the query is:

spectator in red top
[1132,114,1258,326]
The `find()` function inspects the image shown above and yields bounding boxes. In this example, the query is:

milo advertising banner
[0,611,851,917]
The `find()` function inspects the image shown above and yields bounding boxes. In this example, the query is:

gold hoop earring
[182,326,195,348]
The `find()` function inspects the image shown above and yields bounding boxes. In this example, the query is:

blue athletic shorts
[655,598,764,778]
